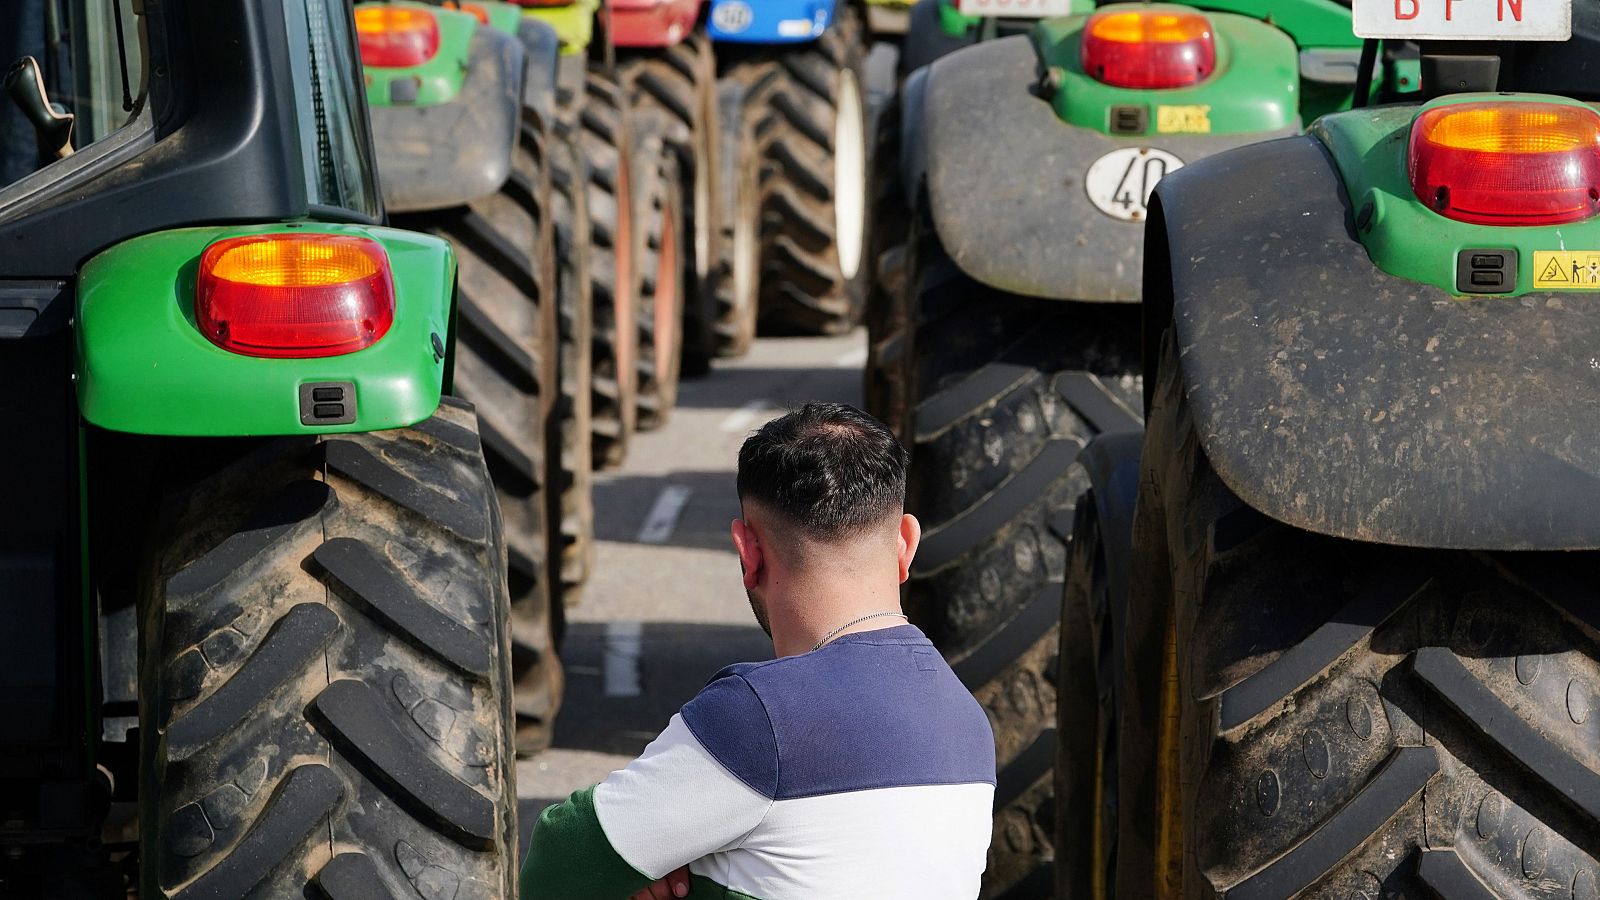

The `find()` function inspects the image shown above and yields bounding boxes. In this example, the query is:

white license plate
[1353,0,1570,40]
[954,0,1076,18]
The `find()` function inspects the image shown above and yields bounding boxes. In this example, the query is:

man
[521,402,995,899]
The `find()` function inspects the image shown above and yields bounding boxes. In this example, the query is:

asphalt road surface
[517,328,868,850]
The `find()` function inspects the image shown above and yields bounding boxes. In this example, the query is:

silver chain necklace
[811,611,909,651]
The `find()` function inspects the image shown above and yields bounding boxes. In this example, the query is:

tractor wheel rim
[655,198,680,379]
[834,68,867,282]
[695,138,713,280]
[734,143,760,316]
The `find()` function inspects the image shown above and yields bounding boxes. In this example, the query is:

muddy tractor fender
[896,62,930,217]
[517,17,563,125]
[1144,135,1600,551]
[369,26,525,213]
[912,35,1285,303]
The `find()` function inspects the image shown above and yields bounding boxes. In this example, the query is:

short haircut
[737,402,907,540]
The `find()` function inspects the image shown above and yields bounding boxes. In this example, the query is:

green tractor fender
[365,7,527,212]
[905,23,1296,303]
[1143,132,1600,550]
[76,223,456,436]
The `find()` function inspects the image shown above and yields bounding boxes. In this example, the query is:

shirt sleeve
[519,785,652,899]
[519,674,778,896]
[591,706,776,879]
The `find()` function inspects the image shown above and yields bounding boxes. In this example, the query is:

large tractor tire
[617,32,721,377]
[724,1,872,335]
[863,88,908,435]
[711,78,761,359]
[392,108,564,756]
[899,211,1142,898]
[1051,433,1143,900]
[548,117,596,618]
[572,69,645,470]
[140,400,519,899]
[1118,330,1600,900]
[631,116,688,433]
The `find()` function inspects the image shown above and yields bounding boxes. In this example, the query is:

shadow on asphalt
[592,470,741,551]
[553,621,772,756]
[669,365,864,410]
[519,620,773,854]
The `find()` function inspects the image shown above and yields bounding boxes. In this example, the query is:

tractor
[710,0,875,337]
[523,0,681,470]
[355,0,573,755]
[0,0,520,895]
[873,1,1414,893]
[610,0,727,385]
[1060,2,1600,897]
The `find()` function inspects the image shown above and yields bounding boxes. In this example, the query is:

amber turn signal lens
[1409,101,1600,226]
[355,6,442,68]
[196,235,395,359]
[1081,6,1216,90]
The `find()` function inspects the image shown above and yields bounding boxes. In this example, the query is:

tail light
[354,6,442,68]
[1080,7,1216,90]
[1409,101,1600,226]
[197,235,396,359]
[443,1,491,23]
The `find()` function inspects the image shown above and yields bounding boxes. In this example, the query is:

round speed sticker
[712,0,754,33]
[1084,147,1184,222]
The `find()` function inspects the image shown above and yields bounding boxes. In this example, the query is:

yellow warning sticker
[1156,105,1211,134]
[1533,251,1600,290]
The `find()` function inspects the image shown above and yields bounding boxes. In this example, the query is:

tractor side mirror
[4,56,75,161]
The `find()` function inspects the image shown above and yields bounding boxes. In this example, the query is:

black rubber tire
[391,110,564,757]
[617,32,720,378]
[710,78,761,359]
[723,1,872,335]
[898,208,1142,898]
[863,85,908,435]
[548,115,596,620]
[1054,487,1122,900]
[631,114,688,433]
[1128,327,1600,900]
[139,400,518,899]
[570,68,645,471]
[898,0,976,79]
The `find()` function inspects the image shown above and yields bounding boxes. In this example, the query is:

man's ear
[897,513,921,584]
[731,518,763,590]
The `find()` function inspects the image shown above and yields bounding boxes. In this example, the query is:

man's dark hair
[737,402,908,539]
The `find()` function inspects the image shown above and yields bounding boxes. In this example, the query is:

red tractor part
[609,0,703,47]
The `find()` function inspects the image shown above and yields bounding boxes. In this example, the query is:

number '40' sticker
[1085,147,1184,222]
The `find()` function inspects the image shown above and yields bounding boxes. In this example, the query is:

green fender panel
[77,224,456,437]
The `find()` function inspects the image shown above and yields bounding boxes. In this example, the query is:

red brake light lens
[1409,102,1600,226]
[197,235,396,359]
[1080,7,1216,90]
[355,7,442,68]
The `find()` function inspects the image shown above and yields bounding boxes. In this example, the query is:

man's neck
[764,572,906,657]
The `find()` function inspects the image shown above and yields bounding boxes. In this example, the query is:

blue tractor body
[708,0,835,43]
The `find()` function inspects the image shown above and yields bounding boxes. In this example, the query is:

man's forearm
[520,786,652,899]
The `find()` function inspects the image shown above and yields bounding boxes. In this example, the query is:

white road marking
[603,621,643,697]
[636,484,693,544]
[834,345,868,368]
[719,399,774,432]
